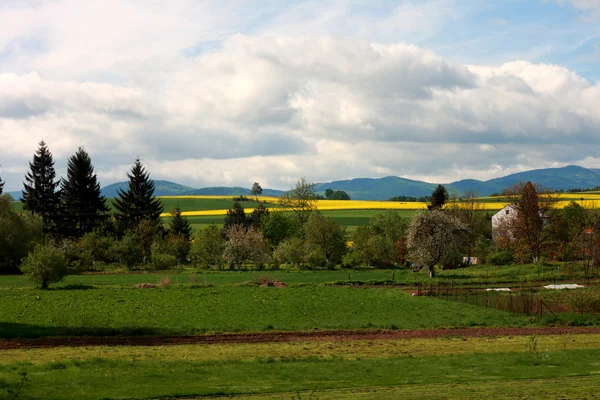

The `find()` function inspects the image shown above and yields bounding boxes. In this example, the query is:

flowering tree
[407,210,468,278]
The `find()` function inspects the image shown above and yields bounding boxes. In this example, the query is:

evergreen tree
[22,140,61,233]
[224,200,248,229]
[169,206,192,241]
[0,173,4,195]
[428,184,448,211]
[60,147,109,237]
[249,201,270,229]
[113,159,163,229]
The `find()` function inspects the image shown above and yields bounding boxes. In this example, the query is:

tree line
[2,142,599,288]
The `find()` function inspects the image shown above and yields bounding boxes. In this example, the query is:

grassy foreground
[0,286,529,338]
[2,335,600,399]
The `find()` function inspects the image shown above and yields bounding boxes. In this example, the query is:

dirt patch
[136,283,157,288]
[3,327,600,350]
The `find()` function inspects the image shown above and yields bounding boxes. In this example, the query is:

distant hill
[314,177,437,200]
[314,165,600,200]
[98,165,600,200]
[101,180,196,198]
[187,187,284,197]
[101,181,284,198]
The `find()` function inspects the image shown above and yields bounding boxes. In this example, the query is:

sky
[0,0,599,191]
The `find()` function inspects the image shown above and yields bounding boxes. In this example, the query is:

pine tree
[113,159,163,229]
[60,147,109,237]
[428,184,448,211]
[224,200,248,229]
[169,206,192,241]
[22,140,61,233]
[249,201,269,229]
[0,172,4,195]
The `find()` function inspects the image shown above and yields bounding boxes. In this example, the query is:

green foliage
[59,147,109,237]
[22,140,61,234]
[251,182,263,197]
[0,196,44,273]
[113,158,163,229]
[223,200,248,229]
[168,206,192,241]
[279,177,317,225]
[273,237,306,267]
[325,189,351,200]
[77,230,117,268]
[488,250,514,266]
[20,244,69,289]
[151,252,177,270]
[304,213,347,269]
[249,201,270,229]
[190,224,225,268]
[428,184,448,210]
[260,212,301,247]
[112,230,144,268]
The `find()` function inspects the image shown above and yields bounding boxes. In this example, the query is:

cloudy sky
[1,0,599,191]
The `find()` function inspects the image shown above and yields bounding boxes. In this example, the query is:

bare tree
[446,189,487,264]
[502,181,558,263]
[278,177,317,226]
[407,210,469,278]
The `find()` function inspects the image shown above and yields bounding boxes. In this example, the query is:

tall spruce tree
[428,184,448,211]
[224,200,248,229]
[113,158,163,229]
[60,147,108,237]
[169,206,192,241]
[22,140,61,233]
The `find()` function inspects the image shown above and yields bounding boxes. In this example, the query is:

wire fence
[417,282,600,318]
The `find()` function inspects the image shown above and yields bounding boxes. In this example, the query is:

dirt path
[3,327,600,349]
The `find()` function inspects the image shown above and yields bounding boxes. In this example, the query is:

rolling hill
[98,165,600,200]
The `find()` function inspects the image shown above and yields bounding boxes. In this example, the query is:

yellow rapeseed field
[159,194,600,217]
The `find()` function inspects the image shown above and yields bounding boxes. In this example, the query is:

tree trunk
[41,281,48,290]
[429,265,436,278]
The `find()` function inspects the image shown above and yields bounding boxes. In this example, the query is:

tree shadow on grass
[53,284,98,290]
[0,323,163,339]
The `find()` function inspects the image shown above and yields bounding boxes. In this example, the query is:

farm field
[0,286,529,339]
[2,335,600,399]
[3,264,600,399]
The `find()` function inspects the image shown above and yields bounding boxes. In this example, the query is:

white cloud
[0,2,599,191]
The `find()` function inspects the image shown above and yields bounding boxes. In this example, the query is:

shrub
[222,225,270,269]
[20,244,69,289]
[190,225,225,268]
[273,237,305,267]
[152,253,177,270]
[488,250,514,266]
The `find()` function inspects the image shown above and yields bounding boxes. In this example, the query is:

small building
[491,204,518,239]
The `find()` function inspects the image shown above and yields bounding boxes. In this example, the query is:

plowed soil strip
[3,327,600,349]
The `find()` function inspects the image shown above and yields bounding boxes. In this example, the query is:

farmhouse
[491,204,518,239]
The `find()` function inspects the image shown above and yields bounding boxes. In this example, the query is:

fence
[418,283,567,318]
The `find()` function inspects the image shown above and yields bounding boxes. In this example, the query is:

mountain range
[7,165,600,201]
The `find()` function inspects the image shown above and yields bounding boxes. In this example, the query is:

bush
[152,252,177,270]
[20,244,69,289]
[190,225,225,268]
[0,196,44,273]
[273,237,305,267]
[488,250,514,266]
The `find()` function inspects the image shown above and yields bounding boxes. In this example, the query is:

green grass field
[163,209,417,232]
[0,286,529,338]
[2,336,600,399]
[0,262,593,289]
